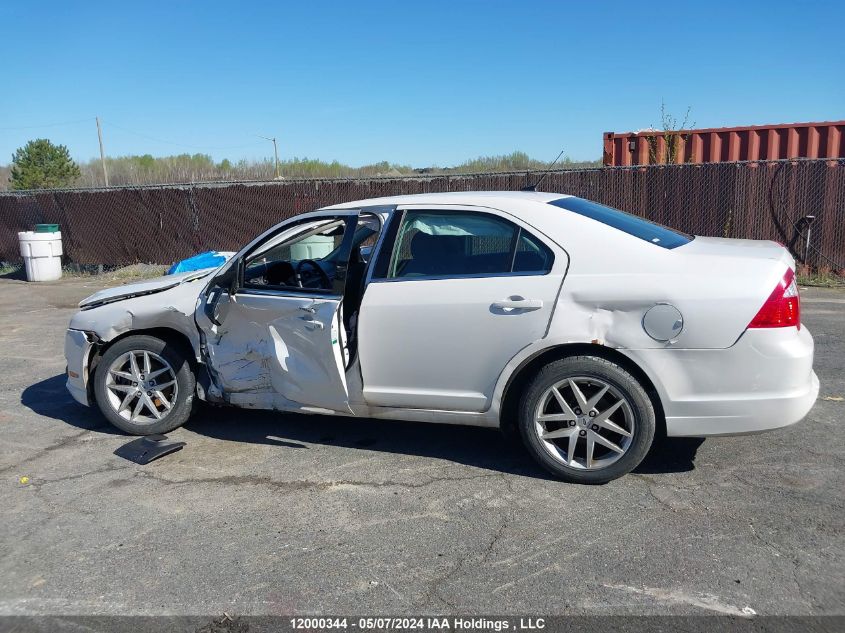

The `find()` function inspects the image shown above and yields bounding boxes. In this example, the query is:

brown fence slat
[0,160,842,269]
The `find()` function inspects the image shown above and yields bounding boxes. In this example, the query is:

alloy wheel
[533,376,635,470]
[104,350,178,424]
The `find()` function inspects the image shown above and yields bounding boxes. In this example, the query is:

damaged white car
[65,192,819,483]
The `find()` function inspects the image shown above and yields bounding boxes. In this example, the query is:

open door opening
[196,212,383,414]
[337,213,382,368]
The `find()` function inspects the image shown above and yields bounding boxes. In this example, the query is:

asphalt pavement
[0,275,843,616]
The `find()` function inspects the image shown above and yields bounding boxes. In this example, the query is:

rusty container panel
[603,120,845,166]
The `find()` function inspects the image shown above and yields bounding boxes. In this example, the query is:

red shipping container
[603,120,845,166]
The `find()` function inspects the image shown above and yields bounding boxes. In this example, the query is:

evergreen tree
[9,139,81,190]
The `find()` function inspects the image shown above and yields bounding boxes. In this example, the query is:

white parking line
[801,298,845,304]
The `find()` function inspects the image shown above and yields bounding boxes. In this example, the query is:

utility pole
[259,135,281,179]
[96,116,109,187]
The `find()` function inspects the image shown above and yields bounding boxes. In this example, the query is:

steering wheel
[296,259,332,289]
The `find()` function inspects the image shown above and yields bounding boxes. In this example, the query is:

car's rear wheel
[519,356,655,484]
[93,335,196,435]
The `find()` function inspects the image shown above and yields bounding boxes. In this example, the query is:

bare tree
[646,101,696,164]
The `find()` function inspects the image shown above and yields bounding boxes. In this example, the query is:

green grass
[0,262,21,274]
[61,263,168,280]
[797,270,845,287]
[0,262,168,282]
[108,264,168,280]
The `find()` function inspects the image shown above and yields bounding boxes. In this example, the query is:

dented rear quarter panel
[483,197,797,419]
[495,197,793,352]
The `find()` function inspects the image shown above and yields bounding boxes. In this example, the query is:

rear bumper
[623,326,819,437]
[663,370,819,436]
[65,328,93,407]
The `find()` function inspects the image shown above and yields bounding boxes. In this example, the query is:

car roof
[306,190,681,269]
[320,190,571,210]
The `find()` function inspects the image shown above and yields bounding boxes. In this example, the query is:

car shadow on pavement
[24,374,704,479]
[21,374,122,435]
[635,436,704,474]
[188,403,554,478]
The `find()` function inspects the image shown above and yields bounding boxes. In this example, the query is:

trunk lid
[668,236,797,348]
[682,236,795,267]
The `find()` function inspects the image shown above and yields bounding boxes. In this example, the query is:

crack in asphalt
[732,470,845,512]
[125,466,521,611]
[629,473,699,513]
[478,475,517,565]
[135,469,504,495]
[24,463,134,491]
[629,474,678,512]
[747,522,814,611]
[0,428,97,475]
[418,473,517,610]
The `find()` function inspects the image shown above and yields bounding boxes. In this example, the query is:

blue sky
[1,1,842,167]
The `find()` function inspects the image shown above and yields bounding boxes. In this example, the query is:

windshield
[549,197,692,249]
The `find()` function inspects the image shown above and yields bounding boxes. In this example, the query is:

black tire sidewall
[519,356,655,484]
[93,335,195,435]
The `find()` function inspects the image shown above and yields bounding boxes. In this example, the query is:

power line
[1,117,270,154]
[101,120,266,151]
[0,117,95,131]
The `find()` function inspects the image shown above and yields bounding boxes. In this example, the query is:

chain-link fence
[1,159,842,270]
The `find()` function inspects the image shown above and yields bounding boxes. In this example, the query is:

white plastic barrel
[18,231,63,281]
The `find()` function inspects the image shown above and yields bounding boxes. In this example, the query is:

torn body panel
[65,328,94,405]
[78,270,213,310]
[198,292,353,414]
[66,276,209,407]
[69,279,205,357]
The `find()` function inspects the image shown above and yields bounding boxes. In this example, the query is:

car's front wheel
[519,356,655,484]
[93,334,196,435]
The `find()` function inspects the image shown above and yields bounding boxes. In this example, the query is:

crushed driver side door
[195,213,360,414]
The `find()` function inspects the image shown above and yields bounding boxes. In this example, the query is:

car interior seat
[400,232,467,277]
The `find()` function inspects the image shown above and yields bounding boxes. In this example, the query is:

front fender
[69,282,205,360]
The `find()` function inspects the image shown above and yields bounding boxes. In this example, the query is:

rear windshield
[549,197,692,249]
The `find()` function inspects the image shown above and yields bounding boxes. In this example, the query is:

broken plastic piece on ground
[114,434,186,464]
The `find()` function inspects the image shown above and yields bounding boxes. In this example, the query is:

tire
[518,356,655,484]
[93,334,196,435]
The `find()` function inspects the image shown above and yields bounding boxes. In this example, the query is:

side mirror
[205,286,231,326]
[213,264,238,295]
[204,263,238,326]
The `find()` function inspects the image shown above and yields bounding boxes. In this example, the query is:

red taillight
[747,268,800,330]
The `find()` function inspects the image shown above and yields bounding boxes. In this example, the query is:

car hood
[79,270,213,309]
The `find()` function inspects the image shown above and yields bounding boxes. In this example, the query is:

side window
[513,230,555,273]
[243,219,349,293]
[385,210,553,279]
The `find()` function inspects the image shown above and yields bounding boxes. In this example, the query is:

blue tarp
[167,251,229,275]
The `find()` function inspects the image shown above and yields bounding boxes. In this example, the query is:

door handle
[492,297,543,311]
[299,305,317,314]
[303,319,325,330]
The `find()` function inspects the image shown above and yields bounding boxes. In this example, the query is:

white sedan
[65,192,819,483]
